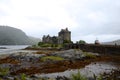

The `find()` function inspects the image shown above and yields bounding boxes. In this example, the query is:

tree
[38,42,44,46]
[63,40,72,44]
[78,40,86,44]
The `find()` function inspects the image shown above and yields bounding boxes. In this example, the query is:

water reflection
[0,45,29,54]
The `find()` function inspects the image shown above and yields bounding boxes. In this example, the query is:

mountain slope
[0,26,38,45]
[28,36,41,45]
[103,39,120,45]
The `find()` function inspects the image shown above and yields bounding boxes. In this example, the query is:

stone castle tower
[42,28,71,44]
[58,28,71,44]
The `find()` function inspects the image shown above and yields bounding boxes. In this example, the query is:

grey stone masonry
[42,28,71,44]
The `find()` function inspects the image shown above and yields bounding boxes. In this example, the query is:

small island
[0,47,7,49]
[0,28,119,80]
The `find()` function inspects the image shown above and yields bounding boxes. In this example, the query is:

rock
[88,77,96,80]
[30,75,38,78]
[51,49,83,60]
[117,76,120,79]
[4,76,14,80]
[9,52,45,62]
[0,47,7,49]
[56,76,70,80]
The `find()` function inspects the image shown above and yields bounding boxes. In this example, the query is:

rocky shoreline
[0,48,119,80]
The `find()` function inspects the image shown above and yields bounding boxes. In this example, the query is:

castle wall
[42,28,71,44]
[58,28,71,44]
[65,44,120,55]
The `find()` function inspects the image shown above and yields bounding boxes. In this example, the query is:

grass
[41,56,64,61]
[83,52,97,59]
[0,67,9,76]
[40,43,52,47]
[93,74,103,80]
[71,71,104,80]
[71,71,87,80]
[97,75,103,80]
[21,73,27,80]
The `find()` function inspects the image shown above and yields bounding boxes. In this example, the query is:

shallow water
[0,45,29,54]
[36,62,118,78]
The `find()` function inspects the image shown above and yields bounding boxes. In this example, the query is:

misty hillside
[28,36,41,45]
[0,26,40,45]
[103,39,120,45]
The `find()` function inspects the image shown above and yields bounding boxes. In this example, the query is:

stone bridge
[64,44,120,54]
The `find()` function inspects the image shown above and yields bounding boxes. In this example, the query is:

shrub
[97,75,103,80]
[21,73,27,80]
[63,40,73,44]
[41,43,51,47]
[38,42,44,46]
[0,67,9,76]
[71,71,87,80]
[77,40,86,44]
[31,45,38,48]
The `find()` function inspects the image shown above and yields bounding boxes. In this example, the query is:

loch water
[0,45,29,54]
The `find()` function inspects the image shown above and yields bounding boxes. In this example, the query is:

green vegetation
[40,43,52,47]
[38,42,44,46]
[83,52,97,59]
[71,71,87,80]
[71,71,104,80]
[38,42,52,47]
[37,40,73,48]
[41,56,64,61]
[31,44,39,48]
[63,40,73,44]
[38,42,63,48]
[76,40,86,44]
[97,75,103,80]
[13,73,27,80]
[93,74,103,80]
[0,67,9,76]
[0,26,34,45]
[21,73,27,80]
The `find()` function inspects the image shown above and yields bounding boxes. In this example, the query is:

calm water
[0,45,29,54]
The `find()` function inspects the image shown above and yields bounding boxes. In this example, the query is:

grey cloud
[0,0,120,42]
[26,16,50,22]
[67,0,120,36]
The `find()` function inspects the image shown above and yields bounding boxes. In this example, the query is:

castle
[42,28,71,44]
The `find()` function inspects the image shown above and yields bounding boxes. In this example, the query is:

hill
[103,39,120,45]
[28,36,41,45]
[0,26,40,45]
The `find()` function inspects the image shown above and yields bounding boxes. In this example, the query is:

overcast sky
[0,0,120,43]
